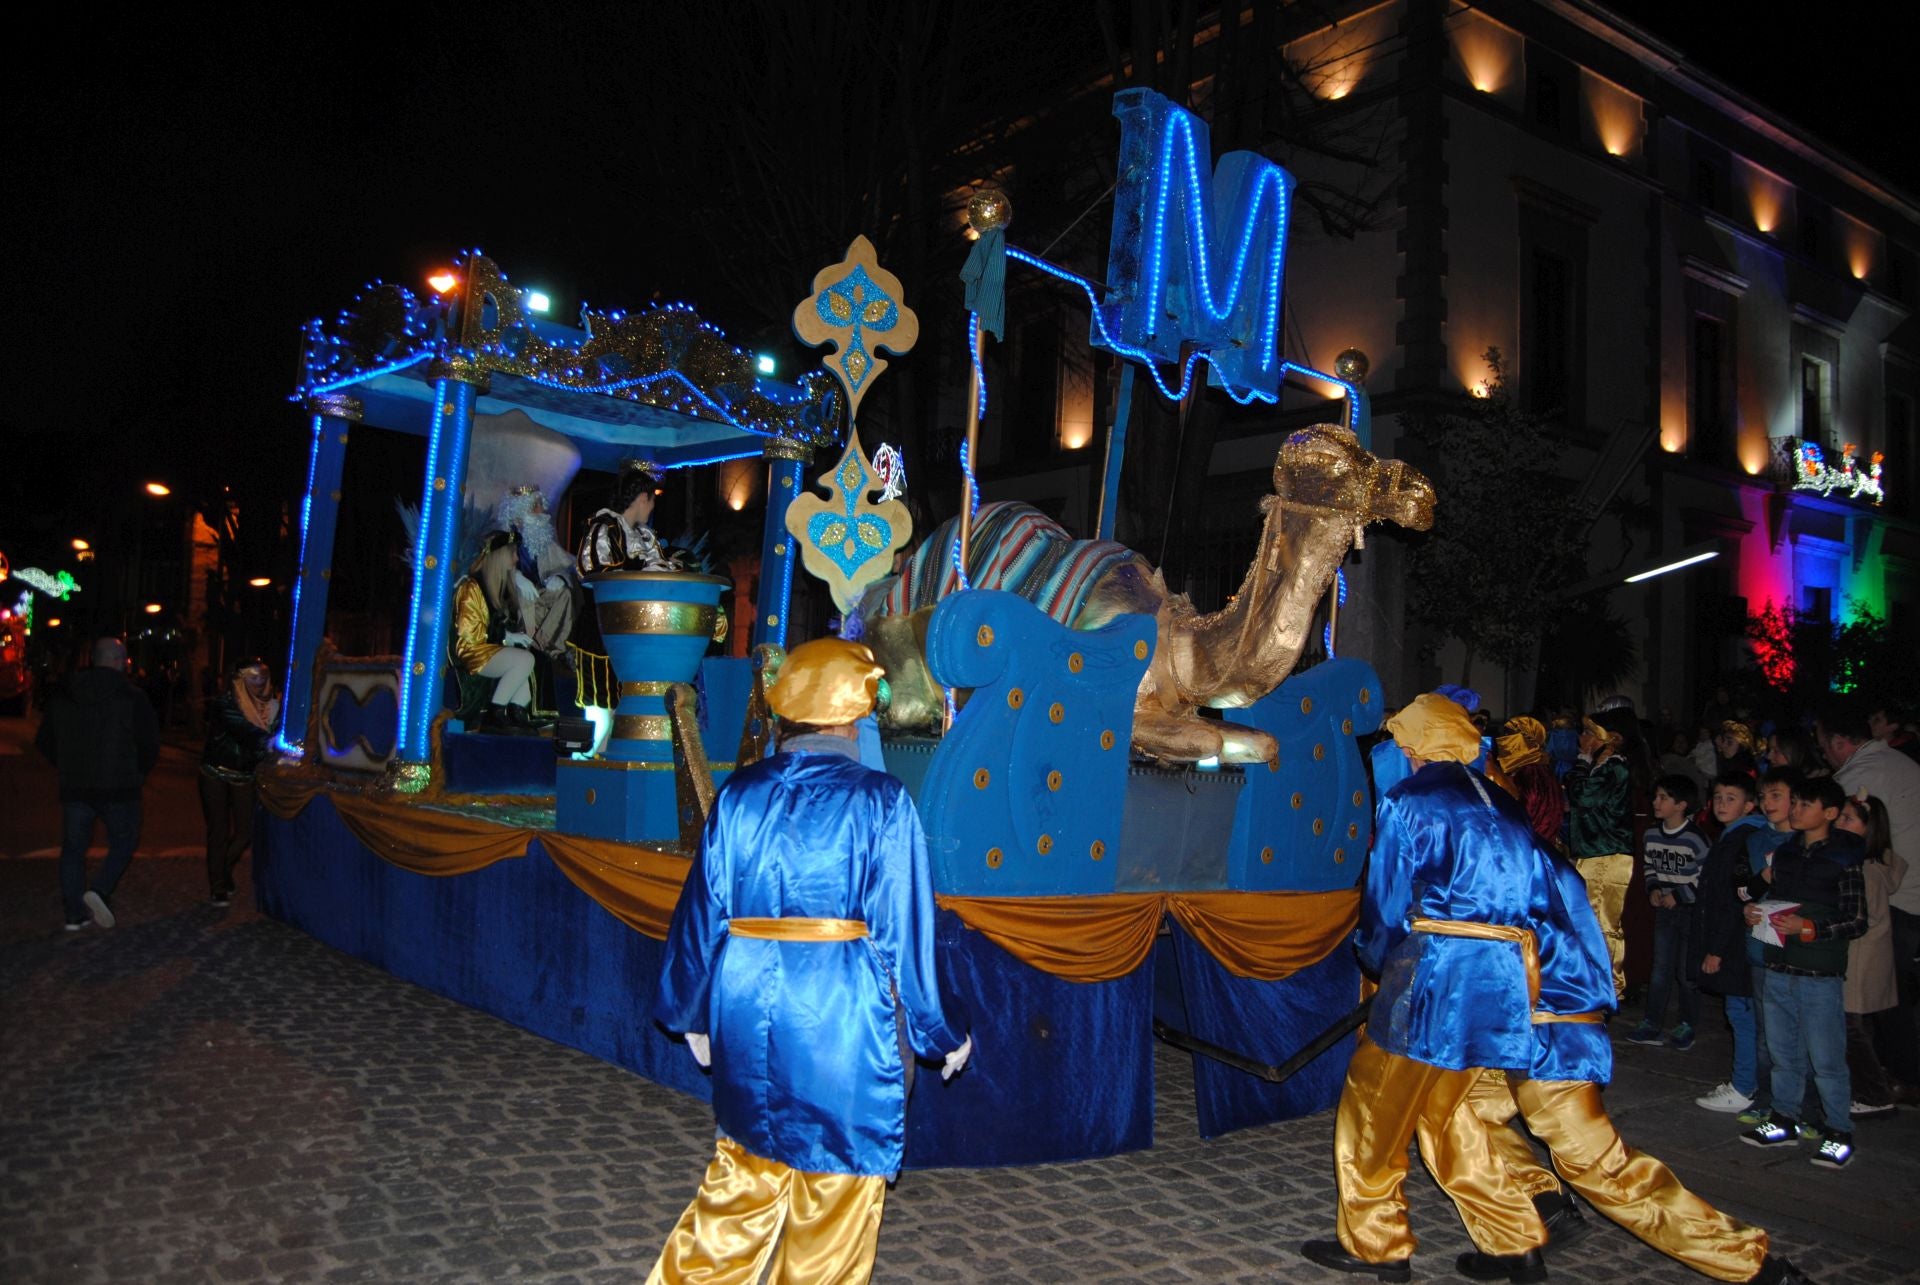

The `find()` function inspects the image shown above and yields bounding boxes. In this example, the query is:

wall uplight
[1739,159,1788,235]
[716,457,761,513]
[248,577,273,588]
[525,290,552,314]
[1451,8,1522,97]
[427,271,459,294]
[145,481,171,497]
[1583,69,1644,159]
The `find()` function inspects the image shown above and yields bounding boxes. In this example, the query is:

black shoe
[1532,1190,1592,1254]
[480,704,534,736]
[1300,1240,1412,1281]
[211,890,233,907]
[1751,1254,1815,1285]
[1456,1248,1548,1282]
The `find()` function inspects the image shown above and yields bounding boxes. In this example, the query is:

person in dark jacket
[35,637,160,931]
[1739,776,1867,1169]
[200,658,279,906]
[1690,773,1768,1113]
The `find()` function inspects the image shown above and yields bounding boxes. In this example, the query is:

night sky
[5,3,1911,571]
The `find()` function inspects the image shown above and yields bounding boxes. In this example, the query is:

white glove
[502,631,534,648]
[940,1034,973,1081]
[686,1032,711,1067]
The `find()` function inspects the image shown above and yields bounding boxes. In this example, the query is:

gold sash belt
[1409,917,1605,1025]
[1410,916,1541,1009]
[727,917,868,942]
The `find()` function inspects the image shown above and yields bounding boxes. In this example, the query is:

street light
[144,602,163,615]
[71,538,90,551]
[145,481,171,497]
[1623,550,1719,584]
[248,577,272,588]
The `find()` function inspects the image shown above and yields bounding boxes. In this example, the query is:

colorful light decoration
[1795,440,1885,504]
[295,252,843,450]
[12,567,79,599]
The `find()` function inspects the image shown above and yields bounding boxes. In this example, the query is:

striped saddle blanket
[880,501,1141,627]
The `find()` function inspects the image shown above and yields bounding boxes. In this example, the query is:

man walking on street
[36,637,159,931]
[648,637,971,1284]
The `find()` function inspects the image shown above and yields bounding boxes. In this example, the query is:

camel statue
[857,422,1435,765]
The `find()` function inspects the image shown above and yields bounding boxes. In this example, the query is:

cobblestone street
[3,849,1915,1284]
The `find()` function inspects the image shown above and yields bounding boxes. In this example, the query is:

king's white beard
[521,512,568,580]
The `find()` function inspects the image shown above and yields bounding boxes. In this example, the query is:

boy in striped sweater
[1629,774,1712,1049]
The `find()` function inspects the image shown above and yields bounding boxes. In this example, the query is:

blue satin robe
[654,736,965,1177]
[1359,762,1616,1085]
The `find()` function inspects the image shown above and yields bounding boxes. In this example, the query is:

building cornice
[1546,0,1920,227]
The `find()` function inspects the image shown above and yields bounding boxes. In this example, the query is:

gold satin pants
[1509,1078,1769,1282]
[1335,1037,1548,1262]
[1574,853,1633,999]
[1413,1067,1564,1257]
[647,1136,886,1285]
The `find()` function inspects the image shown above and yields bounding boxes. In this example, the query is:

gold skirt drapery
[257,766,1358,984]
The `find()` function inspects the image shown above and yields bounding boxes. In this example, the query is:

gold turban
[1582,717,1623,750]
[1496,716,1548,773]
[1717,720,1756,753]
[1385,693,1482,765]
[768,638,884,727]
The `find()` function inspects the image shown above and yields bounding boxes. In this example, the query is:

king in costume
[1306,694,1802,1285]
[649,638,971,1284]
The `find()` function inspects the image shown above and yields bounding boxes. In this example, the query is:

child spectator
[1739,777,1867,1169]
[1734,769,1802,1125]
[1691,773,1767,1112]
[1834,791,1907,1117]
[1629,774,1710,1048]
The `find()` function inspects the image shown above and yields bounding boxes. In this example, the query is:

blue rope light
[951,313,990,593]
[396,382,449,741]
[1006,245,1362,422]
[300,351,433,398]
[1137,108,1290,376]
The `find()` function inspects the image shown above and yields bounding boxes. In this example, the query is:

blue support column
[752,437,809,650]
[396,364,484,773]
[279,393,359,752]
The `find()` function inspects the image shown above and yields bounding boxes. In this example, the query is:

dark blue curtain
[1163,919,1357,1139]
[255,800,710,1100]
[902,907,1154,1168]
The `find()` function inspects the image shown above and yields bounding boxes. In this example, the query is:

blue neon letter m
[1098,89,1297,402]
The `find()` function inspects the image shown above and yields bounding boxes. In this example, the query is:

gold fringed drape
[541,830,691,940]
[258,770,1357,983]
[937,887,1358,983]
[257,766,689,928]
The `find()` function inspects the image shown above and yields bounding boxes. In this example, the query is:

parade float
[254,87,1434,1167]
